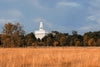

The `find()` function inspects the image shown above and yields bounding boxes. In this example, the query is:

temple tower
[35,20,48,39]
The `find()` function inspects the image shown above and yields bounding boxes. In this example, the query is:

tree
[46,37,53,46]
[60,36,67,46]
[1,23,25,47]
[25,32,36,46]
[83,35,88,46]
[2,23,25,35]
[53,41,59,46]
[75,41,81,46]
[42,32,54,45]
[3,38,11,47]
[32,42,37,46]
[55,33,65,42]
[88,38,96,46]
[1,35,11,47]
[51,31,59,36]
[16,36,25,47]
[96,39,100,46]
[72,31,77,35]
[70,40,74,46]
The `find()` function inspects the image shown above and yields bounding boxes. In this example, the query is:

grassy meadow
[0,47,100,67]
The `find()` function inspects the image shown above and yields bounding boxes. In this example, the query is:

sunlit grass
[0,47,100,67]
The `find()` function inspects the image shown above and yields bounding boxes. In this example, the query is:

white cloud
[79,0,100,34]
[0,19,17,24]
[88,14,100,24]
[88,0,100,23]
[88,16,95,21]
[56,2,80,7]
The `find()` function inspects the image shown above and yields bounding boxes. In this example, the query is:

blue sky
[0,0,100,34]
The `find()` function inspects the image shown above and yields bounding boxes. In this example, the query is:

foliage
[96,39,100,46]
[88,38,96,46]
[46,37,53,46]
[60,36,67,46]
[0,23,100,47]
[75,41,82,46]
[53,41,59,46]
[2,23,25,35]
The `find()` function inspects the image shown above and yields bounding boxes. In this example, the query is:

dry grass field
[0,47,100,67]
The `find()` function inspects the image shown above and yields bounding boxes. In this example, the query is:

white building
[35,21,48,39]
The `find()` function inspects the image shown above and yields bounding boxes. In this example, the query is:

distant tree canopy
[0,22,100,48]
[1,23,25,47]
[25,32,36,46]
[2,23,25,36]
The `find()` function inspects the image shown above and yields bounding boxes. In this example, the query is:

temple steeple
[35,20,48,39]
[39,20,43,30]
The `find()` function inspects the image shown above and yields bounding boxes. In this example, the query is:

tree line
[0,23,100,48]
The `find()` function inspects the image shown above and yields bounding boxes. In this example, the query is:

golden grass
[0,47,100,67]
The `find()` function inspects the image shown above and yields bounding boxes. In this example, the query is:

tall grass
[0,47,100,67]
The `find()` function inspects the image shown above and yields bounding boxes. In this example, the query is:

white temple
[35,21,48,39]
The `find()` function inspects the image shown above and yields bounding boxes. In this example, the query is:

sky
[0,0,100,35]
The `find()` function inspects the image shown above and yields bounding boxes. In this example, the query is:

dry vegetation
[0,47,100,67]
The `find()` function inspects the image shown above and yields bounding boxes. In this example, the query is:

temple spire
[35,19,48,39]
[39,20,43,30]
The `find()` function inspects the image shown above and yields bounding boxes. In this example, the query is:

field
[0,47,100,67]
